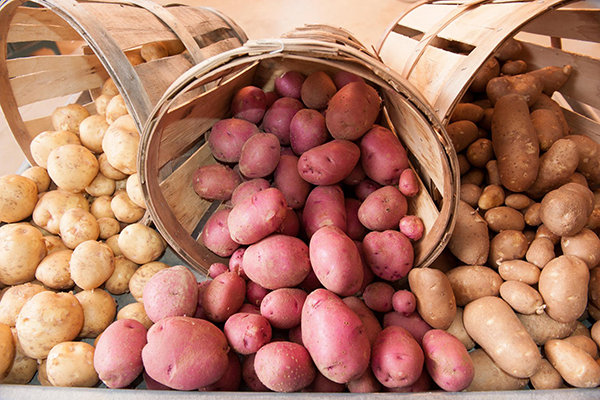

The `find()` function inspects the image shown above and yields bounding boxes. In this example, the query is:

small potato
[192,163,241,201]
[485,159,502,186]
[103,255,137,295]
[102,115,140,175]
[59,208,100,249]
[525,236,555,269]
[202,271,246,323]
[15,291,84,359]
[530,358,563,390]
[97,217,120,240]
[0,223,47,286]
[499,280,545,315]
[143,265,198,323]
[260,288,307,330]
[447,120,479,153]
[0,283,46,326]
[104,234,122,257]
[362,282,394,313]
[333,70,365,90]
[465,348,528,392]
[478,184,505,211]
[561,228,600,269]
[488,230,528,268]
[21,166,50,193]
[563,335,598,359]
[399,215,424,241]
[460,183,483,208]
[30,130,81,168]
[98,152,128,180]
[360,125,409,186]
[398,169,419,198]
[445,307,475,351]
[263,97,305,145]
[75,288,117,338]
[447,201,489,266]
[125,173,145,209]
[223,312,272,355]
[94,94,113,116]
[545,339,600,388]
[85,172,115,197]
[518,311,577,346]
[101,77,119,97]
[128,261,170,302]
[231,86,267,124]
[505,193,532,210]
[111,189,145,223]
[70,240,115,290]
[275,71,304,98]
[590,267,600,309]
[498,260,540,285]
[140,41,168,62]
[208,118,260,163]
[301,70,337,110]
[446,265,503,307]
[298,139,360,185]
[469,57,500,93]
[457,153,471,175]
[79,114,109,153]
[117,302,153,330]
[466,138,494,168]
[90,195,115,219]
[536,224,560,245]
[569,135,600,185]
[46,341,98,387]
[105,95,129,126]
[47,144,99,193]
[501,59,528,75]
[44,234,69,255]
[531,109,564,152]
[201,208,240,257]
[289,108,328,155]
[451,103,485,123]
[238,132,281,179]
[408,267,456,329]
[303,185,347,239]
[0,174,38,223]
[358,186,407,231]
[422,329,474,392]
[326,81,380,141]
[35,249,74,290]
[118,223,166,265]
[254,341,316,392]
[52,103,90,134]
[273,155,311,209]
[484,206,525,232]
[461,168,485,186]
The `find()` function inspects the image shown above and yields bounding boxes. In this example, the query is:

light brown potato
[101,77,119,97]
[535,224,561,245]
[524,202,542,226]
[484,206,525,232]
[47,144,99,193]
[94,94,113,117]
[140,41,168,61]
[588,190,600,230]
[1,328,37,384]
[125,49,145,65]
[30,130,81,169]
[488,230,528,268]
[592,321,600,348]
[59,208,100,249]
[518,311,577,346]
[461,168,485,186]
[105,234,122,257]
[162,39,185,56]
[494,38,522,61]
[525,237,555,269]
[79,114,109,154]
[0,174,38,223]
[102,115,139,175]
[111,189,145,223]
[539,255,589,324]
[561,228,600,269]
[568,134,600,186]
[408,267,456,329]
[563,335,598,359]
[487,73,543,107]
[498,260,540,285]
[525,138,579,199]
[33,189,89,234]
[35,249,74,290]
[445,307,475,350]
[529,359,563,390]
[531,108,564,152]
[478,184,505,211]
[545,339,600,388]
[85,172,115,197]
[451,103,485,124]
[21,166,50,194]
[570,321,591,339]
[126,173,146,209]
[447,120,480,152]
[589,303,600,322]
[499,280,545,315]
[118,223,166,265]
[90,195,115,219]
[46,341,98,387]
[15,291,84,359]
[469,57,500,93]
[465,348,528,392]
[116,302,153,330]
[128,261,169,302]
[446,265,503,306]
[105,94,128,125]
[51,103,90,134]
[539,182,595,237]
[0,223,47,285]
[75,289,117,338]
[447,201,489,265]
[460,183,482,208]
[0,283,47,327]
[0,323,15,380]
[504,193,532,210]
[70,240,115,290]
[97,217,120,240]
[98,152,128,181]
[501,59,528,76]
[590,267,600,309]
[104,256,138,295]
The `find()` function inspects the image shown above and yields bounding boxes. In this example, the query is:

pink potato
[263,97,305,145]
[223,312,272,355]
[202,271,246,323]
[362,281,395,313]
[274,71,305,99]
[297,139,361,185]
[231,178,271,207]
[387,367,433,393]
[301,71,337,110]
[277,207,300,237]
[371,326,425,389]
[363,230,414,281]
[194,280,211,320]
[383,310,432,346]
[227,187,288,245]
[302,185,347,238]
[356,240,376,294]
[333,70,365,90]
[399,215,425,241]
[254,341,316,392]
[302,370,346,392]
[342,296,383,346]
[192,163,241,201]
[345,198,368,241]
[422,329,474,392]
[355,178,382,201]
[245,281,270,307]
[142,316,229,390]
[360,125,410,185]
[289,109,329,155]
[260,288,307,329]
[242,234,311,290]
[94,319,147,388]
[399,168,420,197]
[231,86,267,124]
[228,247,247,279]
[238,132,281,179]
[343,162,367,186]
[309,225,364,297]
[392,290,417,316]
[273,154,311,209]
[302,288,371,384]
[142,265,198,323]
[265,91,279,108]
[242,353,270,391]
[198,350,242,391]
[358,185,408,231]
[208,118,259,163]
[347,367,383,393]
[208,262,228,278]
[326,81,381,141]
[201,208,240,257]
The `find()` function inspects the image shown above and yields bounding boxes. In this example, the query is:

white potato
[70,240,115,290]
[79,114,109,153]
[0,283,47,326]
[59,208,100,249]
[105,94,128,125]
[98,217,120,240]
[102,115,139,175]
[94,94,113,117]
[125,173,146,209]
[75,289,117,338]
[140,41,168,61]
[47,144,99,193]
[46,341,98,387]
[111,189,145,223]
[128,261,169,302]
[30,130,81,169]
[34,249,74,290]
[1,328,37,384]
[85,172,115,197]
[104,256,138,295]
[101,77,119,97]
[51,104,90,134]
[32,189,89,234]
[117,302,153,329]
[0,174,38,223]
[21,166,51,193]
[0,224,47,286]
[118,223,166,265]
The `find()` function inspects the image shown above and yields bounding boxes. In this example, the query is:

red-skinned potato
[363,230,414,281]
[201,271,246,323]
[289,109,329,155]
[422,329,474,392]
[223,312,272,355]
[201,208,240,257]
[231,86,267,124]
[360,125,409,186]
[302,185,347,239]
[274,71,304,99]
[238,132,281,179]
[207,118,259,163]
[254,341,316,392]
[192,163,241,201]
[358,186,407,231]
[326,81,380,141]
[260,288,307,330]
[297,139,360,185]
[263,97,304,146]
[301,71,337,110]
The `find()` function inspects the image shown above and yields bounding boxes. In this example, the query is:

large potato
[422,329,474,392]
[0,174,38,223]
[47,144,99,193]
[446,265,503,306]
[254,341,316,392]
[118,223,166,264]
[302,185,347,239]
[408,267,456,329]
[465,349,528,392]
[363,230,413,281]
[46,341,98,387]
[70,240,115,290]
[447,201,489,265]
[102,114,140,175]
[143,265,198,323]
[539,182,595,237]
[30,130,81,168]
[51,103,89,134]
[360,125,409,186]
[545,339,600,388]
[326,81,380,141]
[297,139,360,185]
[223,312,272,355]
[208,118,259,163]
[0,283,46,326]
[0,223,47,286]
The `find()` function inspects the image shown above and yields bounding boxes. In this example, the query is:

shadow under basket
[139,36,460,276]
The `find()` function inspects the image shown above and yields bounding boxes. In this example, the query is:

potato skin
[254,341,316,392]
[525,138,579,199]
[326,81,380,141]
[273,155,311,209]
[201,271,246,323]
[539,182,595,237]
[231,86,267,124]
[363,230,414,281]
[238,132,281,179]
[487,73,543,107]
[192,163,241,201]
[297,139,360,185]
[408,267,456,329]
[568,134,600,185]
[263,97,304,145]
[223,312,272,355]
[0,224,47,286]
[447,120,480,153]
[465,348,528,392]
[358,186,407,231]
[545,339,600,388]
[529,358,563,390]
[360,125,409,186]
[301,70,337,110]
[446,265,503,307]
[208,118,259,163]
[0,323,15,380]
[142,265,198,323]
[422,329,474,392]
[260,288,307,330]
[561,228,600,269]
[447,201,489,265]
[201,208,240,257]
[517,311,577,346]
[302,185,347,239]
[0,174,38,223]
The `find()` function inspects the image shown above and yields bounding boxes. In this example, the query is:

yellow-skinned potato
[0,323,15,380]
[34,249,74,290]
[1,328,37,384]
[101,77,119,97]
[59,208,100,249]
[128,261,169,302]
[162,39,185,56]
[51,103,90,134]
[79,114,109,153]
[21,166,50,194]
[140,41,168,61]
[90,195,115,219]
[0,174,38,223]
[102,115,139,175]
[75,289,117,338]
[118,223,166,265]
[0,283,47,327]
[545,339,600,388]
[46,341,98,387]
[408,267,456,329]
[478,184,505,211]
[111,189,145,223]
[104,256,138,295]
[47,144,99,193]
[30,130,81,169]
[117,302,153,330]
[85,172,116,198]
[70,240,115,290]
[32,189,89,234]
[105,234,122,257]
[98,217,120,240]
[105,94,128,125]
[94,94,113,117]
[126,173,146,209]
[37,359,52,386]
[125,49,145,65]
[0,224,47,286]
[98,153,128,181]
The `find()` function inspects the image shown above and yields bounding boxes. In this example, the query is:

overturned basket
[138,26,460,275]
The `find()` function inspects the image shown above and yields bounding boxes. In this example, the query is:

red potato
[228,248,246,279]
[355,178,382,201]
[422,329,474,392]
[289,109,329,155]
[94,319,147,388]
[254,341,316,392]
[142,265,198,323]
[265,91,279,108]
[231,86,267,124]
[231,178,270,207]
[360,125,409,185]
[208,118,259,163]
[260,288,307,329]
[208,262,228,278]
[223,312,272,355]
[274,71,305,99]
[399,169,419,197]
[392,290,417,316]
[297,139,360,185]
[358,185,407,231]
[345,198,368,241]
[263,97,305,145]
[201,208,240,257]
[301,71,337,110]
[333,70,365,90]
[273,154,311,209]
[362,282,395,313]
[243,234,311,290]
[363,230,414,281]
[238,132,281,179]
[326,81,380,141]
[342,296,382,346]
[301,289,371,384]
[227,187,288,245]
[371,326,425,389]
[343,162,367,186]
[202,271,246,323]
[142,316,229,390]
[245,281,269,307]
[383,311,432,346]
[347,367,383,393]
[309,225,363,297]
[192,163,241,201]
[399,215,425,241]
[302,185,347,239]
[198,350,242,392]
[277,208,300,237]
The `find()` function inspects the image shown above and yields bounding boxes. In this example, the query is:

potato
[30,130,81,168]
[263,97,304,145]
[52,103,90,134]
[505,193,532,210]
[478,184,505,211]
[347,367,382,393]
[274,70,305,99]
[0,283,46,327]
[488,229,528,268]
[531,109,564,152]
[447,120,480,153]
[460,183,482,208]
[501,59,528,75]
[94,319,147,388]
[408,267,456,329]
[35,249,74,290]
[0,223,47,285]
[97,217,120,240]
[79,114,109,154]
[0,174,38,223]
[59,208,100,249]
[363,230,413,281]
[118,223,166,264]
[463,296,541,378]
[230,86,267,124]
[200,208,239,258]
[47,144,99,193]
[451,103,485,123]
[469,57,500,93]
[466,138,493,169]
[342,296,382,346]
[289,109,328,155]
[272,155,311,210]
[90,195,114,220]
[104,256,138,295]
[102,114,139,175]
[238,132,280,179]
[526,138,579,199]
[540,182,595,237]
[528,65,573,96]
[223,312,272,355]
[20,166,50,194]
[447,201,489,265]
[301,70,337,110]
[561,228,600,269]
[260,288,307,330]
[422,329,474,391]
[101,77,118,97]
[142,316,228,390]
[143,265,198,323]
[358,186,407,231]
[563,335,597,359]
[202,271,246,323]
[117,302,153,330]
[486,73,543,107]
[446,265,503,306]
[568,134,600,185]
[465,348,528,391]
[46,341,98,387]
[140,41,168,62]
[0,323,15,380]
[498,259,540,285]
[325,81,380,141]
[499,280,544,315]
[1,328,37,384]
[124,173,145,209]
[254,341,315,392]
[70,240,115,290]
[383,311,432,346]
[75,288,117,338]
[302,289,370,384]
[391,289,417,317]
[538,255,589,324]
[530,358,563,390]
[525,237,555,269]
[297,139,360,185]
[445,307,475,351]
[245,280,269,307]
[333,70,364,90]
[129,261,169,302]
[309,226,363,296]
[303,185,347,239]
[105,94,129,126]
[243,234,310,290]
[590,267,600,309]
[198,349,242,392]
[355,178,382,201]
[518,311,577,346]
[85,172,115,197]
[484,206,525,232]
[207,118,260,163]
[97,152,128,180]
[15,291,84,359]
[241,353,269,391]
[111,189,145,223]
[371,326,424,388]
[360,125,409,185]
[94,94,112,116]
[362,282,394,313]
[545,339,600,388]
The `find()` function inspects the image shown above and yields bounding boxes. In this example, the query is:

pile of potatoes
[0,40,185,387]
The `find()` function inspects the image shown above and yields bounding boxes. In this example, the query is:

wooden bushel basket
[376,0,600,140]
[0,0,248,165]
[138,26,460,275]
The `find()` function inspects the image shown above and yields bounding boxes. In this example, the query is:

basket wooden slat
[522,8,600,42]
[7,6,80,42]
[7,54,103,78]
